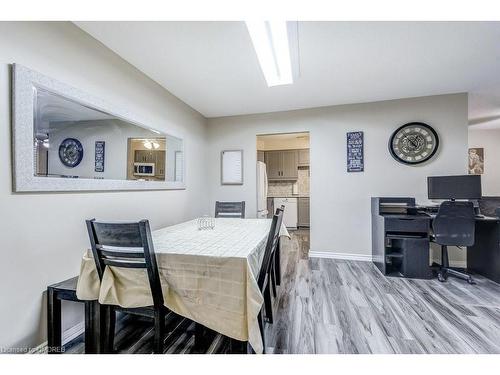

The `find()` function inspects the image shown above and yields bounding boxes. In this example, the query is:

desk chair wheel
[467,277,476,285]
[437,271,448,282]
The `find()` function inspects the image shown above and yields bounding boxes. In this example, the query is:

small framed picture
[468,147,484,175]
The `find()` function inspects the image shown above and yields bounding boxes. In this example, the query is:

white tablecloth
[76,218,289,354]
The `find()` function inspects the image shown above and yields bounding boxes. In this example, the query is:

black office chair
[431,201,475,284]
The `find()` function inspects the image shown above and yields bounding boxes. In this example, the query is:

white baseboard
[309,250,372,261]
[29,322,85,354]
[309,252,467,268]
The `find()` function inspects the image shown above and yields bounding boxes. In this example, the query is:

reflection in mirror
[33,87,183,183]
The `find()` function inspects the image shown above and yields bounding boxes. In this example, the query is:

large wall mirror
[13,64,185,192]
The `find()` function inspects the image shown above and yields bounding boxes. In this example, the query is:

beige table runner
[76,218,289,354]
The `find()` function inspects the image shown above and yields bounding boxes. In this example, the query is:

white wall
[207,94,468,258]
[468,128,500,196]
[0,22,208,349]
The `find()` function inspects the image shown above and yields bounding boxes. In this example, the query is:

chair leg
[229,338,247,354]
[446,268,476,284]
[264,284,273,324]
[441,245,449,268]
[103,306,116,353]
[194,322,207,352]
[84,301,99,354]
[438,245,475,284]
[275,239,281,286]
[257,311,266,354]
[270,262,277,298]
[153,309,165,354]
[438,245,449,282]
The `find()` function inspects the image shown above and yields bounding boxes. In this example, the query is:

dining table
[76,217,289,354]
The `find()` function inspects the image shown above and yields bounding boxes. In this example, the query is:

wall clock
[59,138,84,168]
[389,122,439,165]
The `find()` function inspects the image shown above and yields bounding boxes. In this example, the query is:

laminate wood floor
[64,229,500,354]
[266,229,500,354]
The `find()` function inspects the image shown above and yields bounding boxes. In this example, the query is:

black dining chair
[86,219,169,354]
[256,208,284,353]
[269,205,285,300]
[431,201,476,284]
[215,201,246,218]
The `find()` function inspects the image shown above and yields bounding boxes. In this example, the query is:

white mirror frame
[12,64,186,192]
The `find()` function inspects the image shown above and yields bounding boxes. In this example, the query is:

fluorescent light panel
[245,21,293,87]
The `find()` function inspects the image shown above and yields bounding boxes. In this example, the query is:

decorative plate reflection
[389,122,439,165]
[59,138,84,168]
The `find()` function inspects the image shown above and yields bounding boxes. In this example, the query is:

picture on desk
[468,147,484,175]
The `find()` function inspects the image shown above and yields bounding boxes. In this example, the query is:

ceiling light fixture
[143,140,160,150]
[245,21,293,87]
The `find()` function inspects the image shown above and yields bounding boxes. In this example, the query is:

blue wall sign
[95,141,105,173]
[347,131,364,172]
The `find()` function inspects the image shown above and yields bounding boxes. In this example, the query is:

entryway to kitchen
[256,132,310,259]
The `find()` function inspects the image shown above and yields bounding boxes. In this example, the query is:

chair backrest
[85,219,164,307]
[215,201,246,218]
[433,201,475,247]
[257,208,284,291]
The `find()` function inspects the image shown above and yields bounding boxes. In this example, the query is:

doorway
[256,132,310,238]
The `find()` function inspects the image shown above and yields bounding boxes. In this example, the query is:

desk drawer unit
[385,217,429,233]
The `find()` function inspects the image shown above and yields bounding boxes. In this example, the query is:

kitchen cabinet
[298,197,310,227]
[264,151,282,179]
[265,150,298,180]
[298,149,310,166]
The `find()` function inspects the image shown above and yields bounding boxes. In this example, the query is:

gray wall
[0,22,208,350]
[207,94,468,261]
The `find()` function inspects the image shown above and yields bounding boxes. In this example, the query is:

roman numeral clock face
[389,122,439,165]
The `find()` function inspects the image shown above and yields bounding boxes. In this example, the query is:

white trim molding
[309,252,467,268]
[308,250,372,261]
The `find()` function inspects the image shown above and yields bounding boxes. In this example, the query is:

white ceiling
[75,21,500,124]
[36,87,115,132]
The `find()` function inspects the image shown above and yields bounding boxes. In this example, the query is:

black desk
[465,216,500,283]
[372,197,500,283]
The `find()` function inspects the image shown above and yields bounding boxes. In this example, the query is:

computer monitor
[427,175,482,200]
